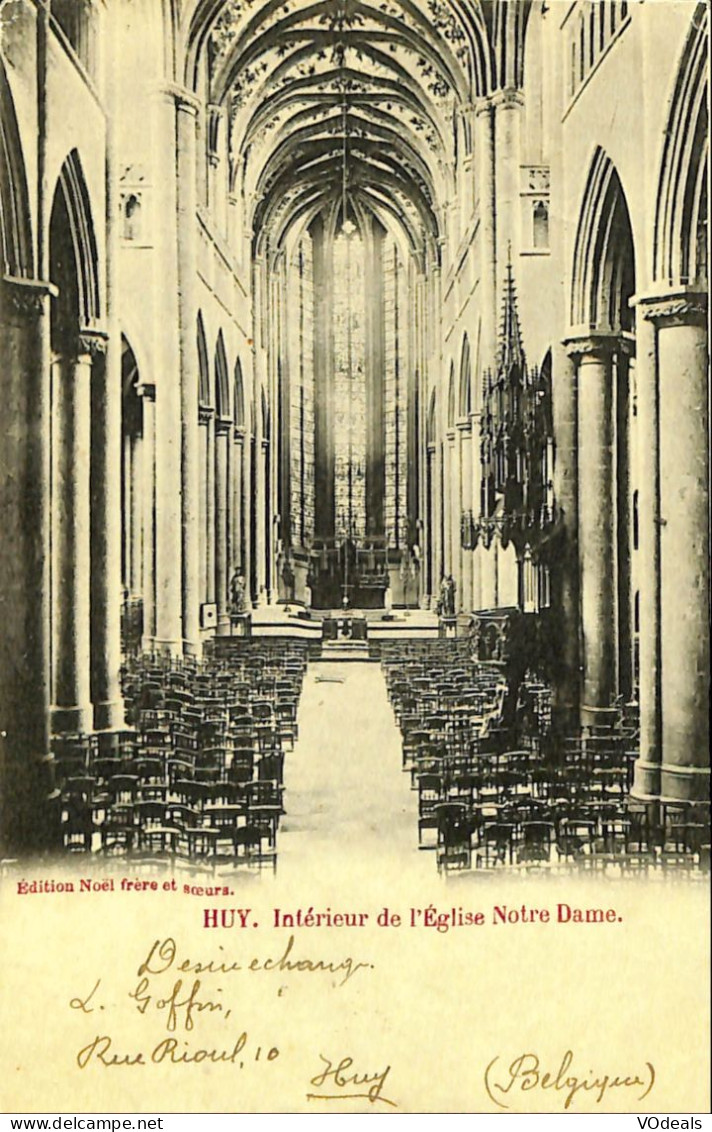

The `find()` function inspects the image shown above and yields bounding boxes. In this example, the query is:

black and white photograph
[0,0,709,1116]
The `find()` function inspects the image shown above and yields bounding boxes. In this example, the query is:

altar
[308,537,389,610]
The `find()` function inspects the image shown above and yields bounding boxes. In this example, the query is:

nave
[33,635,710,879]
[0,0,708,862]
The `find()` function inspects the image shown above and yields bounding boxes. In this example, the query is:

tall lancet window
[333,225,367,540]
[289,235,315,544]
[384,238,408,547]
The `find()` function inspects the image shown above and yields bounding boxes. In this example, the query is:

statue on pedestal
[229,570,247,616]
[439,574,456,618]
[446,574,457,617]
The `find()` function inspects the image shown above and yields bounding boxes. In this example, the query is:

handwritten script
[484,1050,656,1110]
[67,934,375,1083]
[307,1054,396,1107]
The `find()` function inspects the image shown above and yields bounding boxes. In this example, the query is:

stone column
[129,432,142,595]
[256,437,269,606]
[139,383,156,649]
[122,431,133,592]
[51,346,93,734]
[492,88,523,294]
[0,278,57,851]
[198,407,210,606]
[471,414,483,610]
[175,90,202,657]
[458,420,473,611]
[425,443,436,603]
[124,431,140,595]
[243,426,254,609]
[254,387,267,604]
[215,417,231,633]
[631,310,660,798]
[92,1,124,730]
[153,88,183,655]
[567,336,617,723]
[551,343,580,724]
[206,409,216,605]
[233,427,245,574]
[475,99,497,378]
[447,429,458,596]
[88,331,124,731]
[655,293,708,802]
[615,347,634,701]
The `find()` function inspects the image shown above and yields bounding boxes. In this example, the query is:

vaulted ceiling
[180,1,531,262]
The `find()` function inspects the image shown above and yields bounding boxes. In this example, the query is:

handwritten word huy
[307,1053,396,1108]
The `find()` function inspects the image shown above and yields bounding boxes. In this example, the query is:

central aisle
[278,660,429,880]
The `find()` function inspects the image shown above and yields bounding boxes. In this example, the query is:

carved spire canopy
[497,254,526,375]
[474,261,557,558]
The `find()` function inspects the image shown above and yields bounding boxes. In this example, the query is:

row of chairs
[382,641,709,876]
[54,640,310,868]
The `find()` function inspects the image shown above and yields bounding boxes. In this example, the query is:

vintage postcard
[0,0,709,1116]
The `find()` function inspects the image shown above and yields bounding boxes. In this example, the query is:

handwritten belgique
[484,1050,655,1110]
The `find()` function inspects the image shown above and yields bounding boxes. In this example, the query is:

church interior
[0,0,708,874]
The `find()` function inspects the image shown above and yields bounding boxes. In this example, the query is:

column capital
[634,288,707,328]
[199,404,215,426]
[78,329,109,357]
[456,418,472,435]
[137,382,156,401]
[234,425,246,444]
[490,86,524,111]
[474,96,494,117]
[215,416,232,437]
[161,82,201,117]
[2,276,57,321]
[563,332,624,361]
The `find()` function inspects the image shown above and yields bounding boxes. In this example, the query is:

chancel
[0,0,708,874]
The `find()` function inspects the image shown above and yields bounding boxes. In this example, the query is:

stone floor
[278,660,430,882]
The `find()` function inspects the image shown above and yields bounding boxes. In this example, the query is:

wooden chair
[476,822,515,868]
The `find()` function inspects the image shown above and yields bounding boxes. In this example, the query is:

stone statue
[281,553,295,602]
[446,574,456,617]
[438,576,449,617]
[229,570,247,615]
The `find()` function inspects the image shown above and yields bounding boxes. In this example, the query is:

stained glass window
[333,226,367,540]
[288,236,315,545]
[383,238,409,546]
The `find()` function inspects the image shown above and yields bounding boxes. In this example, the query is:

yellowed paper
[0,0,710,1118]
[1,842,709,1113]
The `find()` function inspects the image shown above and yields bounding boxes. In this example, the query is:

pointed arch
[49,149,100,328]
[654,2,708,287]
[197,311,211,405]
[234,357,245,428]
[0,60,33,278]
[447,360,455,428]
[571,148,635,331]
[459,333,472,418]
[427,387,437,446]
[214,329,230,418]
[261,386,270,439]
